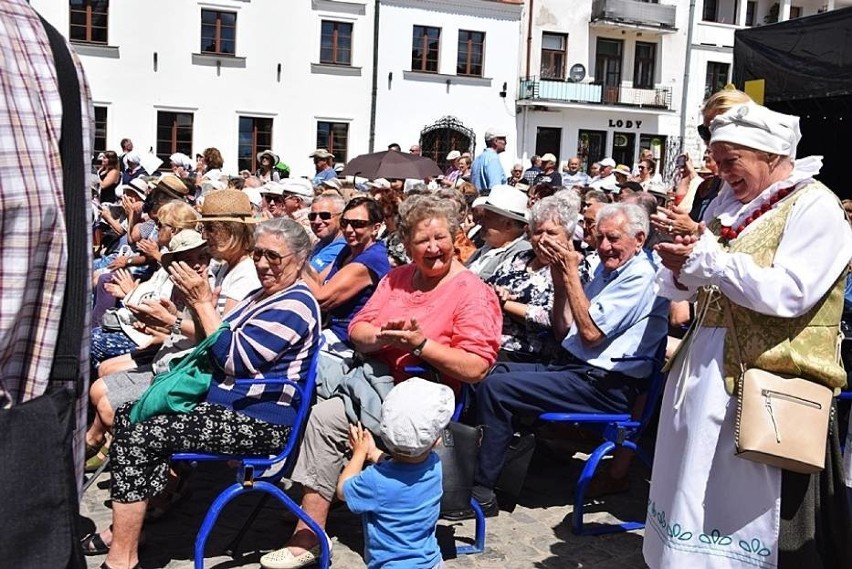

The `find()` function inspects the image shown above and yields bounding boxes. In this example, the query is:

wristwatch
[411,338,428,357]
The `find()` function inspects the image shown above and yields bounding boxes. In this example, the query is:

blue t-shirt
[310,236,347,272]
[342,452,443,569]
[325,241,390,344]
[312,168,337,187]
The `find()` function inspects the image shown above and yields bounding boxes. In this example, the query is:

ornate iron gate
[419,116,476,171]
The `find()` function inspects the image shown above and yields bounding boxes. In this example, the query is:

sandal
[85,443,110,473]
[81,528,111,556]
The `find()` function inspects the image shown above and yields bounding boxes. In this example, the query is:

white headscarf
[709,102,801,158]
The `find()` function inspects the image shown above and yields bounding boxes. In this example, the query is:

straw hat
[200,189,258,223]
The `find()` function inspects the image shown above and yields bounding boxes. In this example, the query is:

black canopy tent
[733,7,852,199]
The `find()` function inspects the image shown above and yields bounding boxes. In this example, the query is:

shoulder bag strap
[39,16,87,396]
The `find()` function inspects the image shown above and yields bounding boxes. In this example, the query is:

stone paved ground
[82,433,650,569]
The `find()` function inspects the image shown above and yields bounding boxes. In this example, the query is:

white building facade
[516,0,688,178]
[374,0,524,172]
[32,0,523,178]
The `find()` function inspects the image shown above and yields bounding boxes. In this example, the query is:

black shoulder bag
[0,15,88,569]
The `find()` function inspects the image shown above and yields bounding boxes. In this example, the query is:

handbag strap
[39,16,87,396]
[720,294,748,378]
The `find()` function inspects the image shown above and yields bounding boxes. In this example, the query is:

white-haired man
[454,203,669,518]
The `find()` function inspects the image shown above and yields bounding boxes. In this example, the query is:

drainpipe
[679,0,697,153]
[525,0,534,79]
[368,0,381,152]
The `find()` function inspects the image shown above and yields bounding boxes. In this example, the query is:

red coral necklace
[719,186,794,242]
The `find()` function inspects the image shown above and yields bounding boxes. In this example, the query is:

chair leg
[573,440,616,535]
[194,483,248,569]
[81,456,110,495]
[223,493,272,558]
[455,497,486,555]
[253,481,331,569]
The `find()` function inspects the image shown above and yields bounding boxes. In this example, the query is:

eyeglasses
[340,218,373,229]
[265,194,285,204]
[251,247,291,266]
[308,211,339,222]
[637,166,647,171]
[697,124,711,143]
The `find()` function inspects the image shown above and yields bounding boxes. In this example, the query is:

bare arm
[304,262,376,311]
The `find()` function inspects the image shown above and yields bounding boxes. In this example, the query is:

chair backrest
[243,335,324,470]
[634,337,669,436]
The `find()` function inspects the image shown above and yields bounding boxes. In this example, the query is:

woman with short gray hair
[487,193,580,362]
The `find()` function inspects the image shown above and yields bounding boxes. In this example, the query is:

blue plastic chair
[403,365,486,556]
[172,338,330,569]
[538,339,668,535]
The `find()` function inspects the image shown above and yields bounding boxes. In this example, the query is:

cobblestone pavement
[82,435,650,569]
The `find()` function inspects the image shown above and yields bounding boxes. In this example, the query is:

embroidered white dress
[643,158,852,569]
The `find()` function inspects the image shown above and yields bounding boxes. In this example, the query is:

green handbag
[129,323,228,424]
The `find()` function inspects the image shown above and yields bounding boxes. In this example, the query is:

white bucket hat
[380,378,454,457]
[478,184,529,223]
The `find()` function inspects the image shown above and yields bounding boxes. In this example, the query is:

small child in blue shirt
[337,377,454,569]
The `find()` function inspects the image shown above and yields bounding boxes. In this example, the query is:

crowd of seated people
[83,116,851,569]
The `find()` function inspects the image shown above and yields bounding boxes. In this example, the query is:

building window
[457,30,485,77]
[238,117,274,173]
[702,0,718,22]
[156,112,194,169]
[705,61,730,98]
[789,6,802,18]
[316,122,349,164]
[201,10,236,55]
[577,130,607,173]
[69,0,109,44]
[540,32,567,80]
[633,42,656,89]
[411,26,440,73]
[320,21,353,66]
[595,38,623,103]
[745,1,756,26]
[92,106,107,167]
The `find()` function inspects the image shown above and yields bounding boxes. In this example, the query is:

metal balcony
[519,78,673,110]
[591,0,677,32]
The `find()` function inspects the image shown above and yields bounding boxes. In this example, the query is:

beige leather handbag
[724,300,833,474]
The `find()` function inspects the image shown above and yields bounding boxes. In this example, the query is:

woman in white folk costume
[645,102,852,568]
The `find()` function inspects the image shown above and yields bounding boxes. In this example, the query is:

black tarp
[733,7,852,198]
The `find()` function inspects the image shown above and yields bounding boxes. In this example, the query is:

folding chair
[172,338,330,569]
[404,365,486,556]
[538,338,668,535]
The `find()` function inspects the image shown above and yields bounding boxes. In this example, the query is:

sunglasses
[308,211,339,222]
[251,247,291,266]
[340,218,373,229]
[637,166,647,171]
[265,194,286,204]
[697,124,711,143]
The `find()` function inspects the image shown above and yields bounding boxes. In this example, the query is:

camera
[675,155,687,168]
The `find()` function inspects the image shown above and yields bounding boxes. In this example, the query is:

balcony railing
[591,0,677,30]
[519,78,672,110]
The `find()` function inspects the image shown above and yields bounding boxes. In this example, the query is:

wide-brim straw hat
[477,184,529,223]
[200,189,258,223]
[256,150,280,164]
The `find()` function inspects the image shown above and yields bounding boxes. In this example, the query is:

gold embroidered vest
[699,181,846,394]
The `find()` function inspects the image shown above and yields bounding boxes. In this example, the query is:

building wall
[33,0,376,178]
[374,0,523,171]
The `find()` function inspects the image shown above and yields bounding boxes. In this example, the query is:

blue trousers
[474,360,641,493]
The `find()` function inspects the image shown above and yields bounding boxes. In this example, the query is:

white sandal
[260,537,334,569]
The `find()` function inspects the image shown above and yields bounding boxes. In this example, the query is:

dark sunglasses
[697,124,711,143]
[251,247,290,265]
[308,211,339,222]
[265,194,286,204]
[340,218,372,229]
